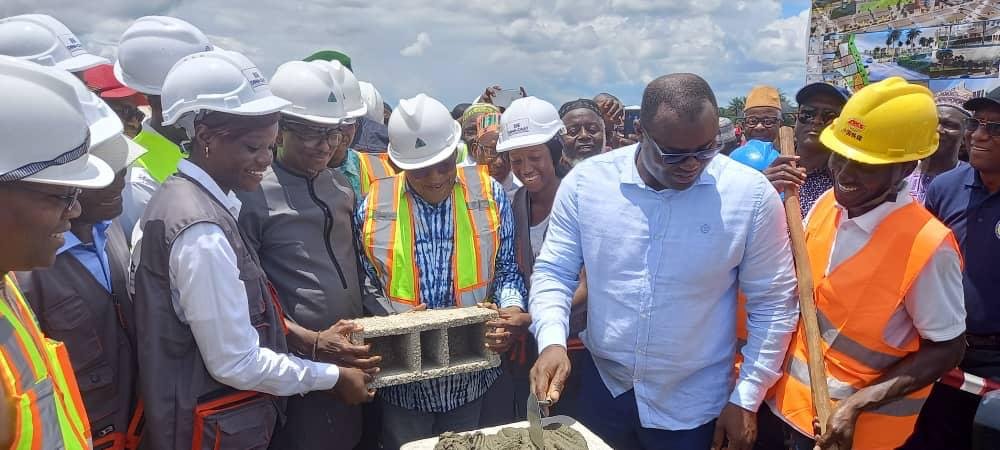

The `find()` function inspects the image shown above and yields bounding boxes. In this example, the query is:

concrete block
[350,307,501,388]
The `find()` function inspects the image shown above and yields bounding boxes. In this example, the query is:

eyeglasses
[965,117,1000,137]
[643,132,721,165]
[744,116,781,128]
[797,106,839,125]
[8,184,81,213]
[282,120,346,148]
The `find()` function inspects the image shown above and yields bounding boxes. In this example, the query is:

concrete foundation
[350,307,501,388]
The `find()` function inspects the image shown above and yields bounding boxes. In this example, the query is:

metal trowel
[527,392,551,449]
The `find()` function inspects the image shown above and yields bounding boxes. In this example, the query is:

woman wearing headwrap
[471,111,522,198]
[558,99,607,169]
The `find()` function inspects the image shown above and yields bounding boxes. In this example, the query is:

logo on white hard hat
[61,34,83,55]
[328,92,338,103]
[244,68,267,91]
[507,119,530,137]
[415,138,427,148]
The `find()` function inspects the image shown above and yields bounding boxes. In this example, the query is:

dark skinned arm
[284,319,381,371]
[816,335,966,449]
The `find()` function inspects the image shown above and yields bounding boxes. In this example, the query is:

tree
[906,28,922,48]
[887,29,902,56]
[725,96,746,118]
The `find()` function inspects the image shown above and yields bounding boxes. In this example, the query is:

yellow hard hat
[819,77,938,165]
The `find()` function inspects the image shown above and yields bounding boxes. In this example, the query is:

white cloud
[2,0,811,108]
[400,32,432,57]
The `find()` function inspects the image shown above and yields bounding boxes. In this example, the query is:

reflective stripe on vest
[133,128,184,183]
[769,192,957,449]
[362,166,500,306]
[0,274,91,449]
[358,152,398,198]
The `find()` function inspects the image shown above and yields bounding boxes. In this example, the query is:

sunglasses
[744,116,781,128]
[797,107,839,125]
[10,184,82,213]
[108,102,146,123]
[965,117,1000,137]
[644,132,722,165]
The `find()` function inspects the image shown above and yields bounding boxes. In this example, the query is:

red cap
[83,64,147,106]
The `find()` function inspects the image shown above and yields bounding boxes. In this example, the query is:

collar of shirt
[618,143,718,189]
[57,220,112,255]
[177,159,242,217]
[833,181,914,233]
[340,149,360,178]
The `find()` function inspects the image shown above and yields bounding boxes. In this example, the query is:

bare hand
[763,155,807,193]
[315,321,382,370]
[530,345,571,407]
[481,85,502,104]
[711,403,757,450]
[480,304,531,353]
[330,367,376,405]
[814,403,860,450]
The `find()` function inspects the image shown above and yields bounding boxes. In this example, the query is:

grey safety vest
[132,173,287,450]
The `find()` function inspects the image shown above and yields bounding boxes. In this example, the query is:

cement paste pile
[433,422,588,449]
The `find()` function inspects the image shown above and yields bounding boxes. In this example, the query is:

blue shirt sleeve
[489,180,528,310]
[528,167,585,351]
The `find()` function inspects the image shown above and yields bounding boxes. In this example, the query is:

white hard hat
[90,135,148,174]
[271,60,350,125]
[113,16,214,95]
[0,57,113,188]
[359,81,384,124]
[315,60,367,120]
[43,62,125,150]
[0,14,109,72]
[496,96,564,153]
[387,93,462,170]
[160,50,291,137]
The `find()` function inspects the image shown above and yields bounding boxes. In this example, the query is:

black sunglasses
[965,118,1000,137]
[644,132,721,165]
[797,107,839,125]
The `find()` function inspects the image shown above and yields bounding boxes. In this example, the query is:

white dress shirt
[122,164,158,244]
[132,159,340,396]
[530,146,799,430]
[809,184,966,345]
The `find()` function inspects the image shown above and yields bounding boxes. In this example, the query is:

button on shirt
[132,159,341,395]
[58,221,113,291]
[925,164,1000,334]
[356,176,526,412]
[530,146,799,430]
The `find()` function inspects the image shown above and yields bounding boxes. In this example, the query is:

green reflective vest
[133,127,184,183]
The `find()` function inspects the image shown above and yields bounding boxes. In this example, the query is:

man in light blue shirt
[529,73,800,450]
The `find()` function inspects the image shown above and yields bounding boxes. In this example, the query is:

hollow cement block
[350,307,501,388]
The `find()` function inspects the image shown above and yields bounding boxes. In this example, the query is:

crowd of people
[0,12,996,450]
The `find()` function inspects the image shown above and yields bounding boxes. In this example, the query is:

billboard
[807,0,1000,95]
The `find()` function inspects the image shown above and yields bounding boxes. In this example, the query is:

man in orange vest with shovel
[757,77,968,450]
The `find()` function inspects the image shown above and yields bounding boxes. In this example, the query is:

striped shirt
[356,175,526,412]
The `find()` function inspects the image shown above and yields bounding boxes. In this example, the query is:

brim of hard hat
[388,120,462,171]
[344,104,368,121]
[113,60,160,95]
[57,53,111,74]
[280,109,344,125]
[90,134,148,173]
[21,153,115,189]
[162,95,293,126]
[99,85,141,100]
[819,125,932,165]
[496,126,562,153]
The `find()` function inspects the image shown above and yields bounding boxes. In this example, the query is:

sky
[2,0,815,110]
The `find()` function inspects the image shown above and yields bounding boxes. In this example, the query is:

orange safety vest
[358,152,398,198]
[362,165,500,306]
[768,192,959,450]
[0,273,91,449]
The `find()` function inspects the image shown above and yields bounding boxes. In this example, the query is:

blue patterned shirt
[356,175,526,412]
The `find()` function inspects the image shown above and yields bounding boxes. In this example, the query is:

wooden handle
[778,126,833,434]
